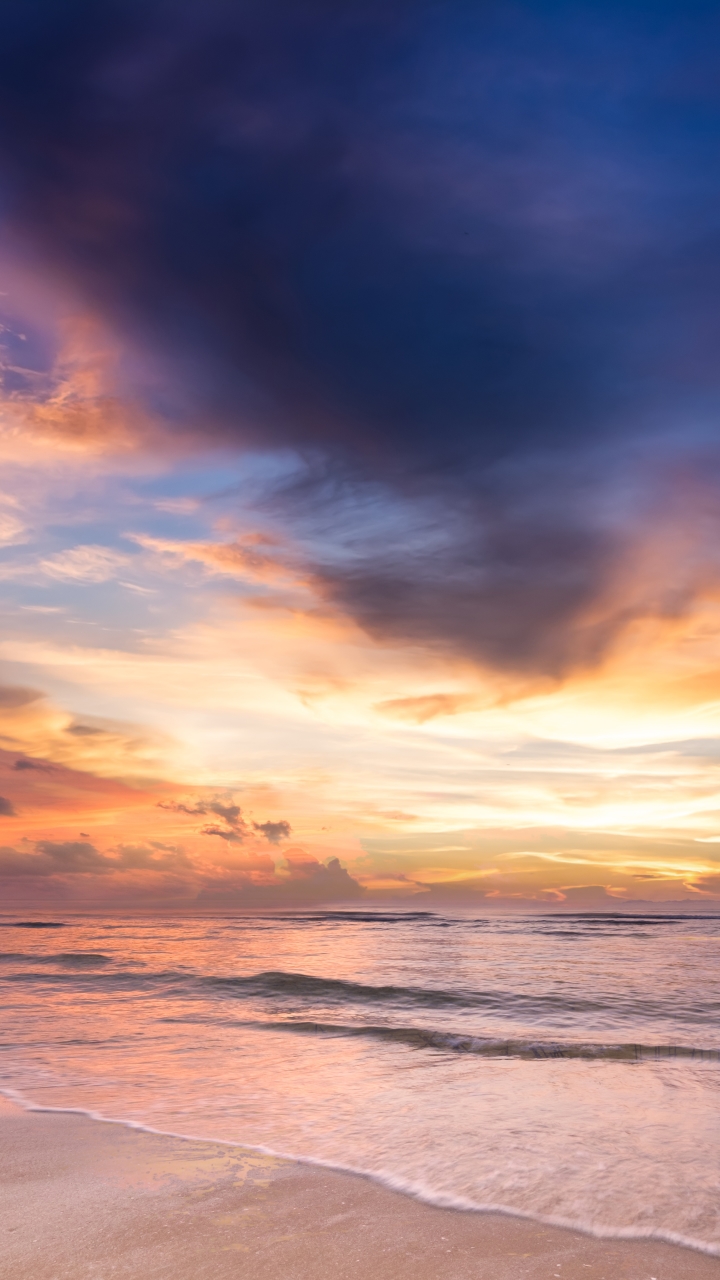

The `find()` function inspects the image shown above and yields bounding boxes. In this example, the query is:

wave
[162,1013,720,1063]
[1,921,65,929]
[538,912,720,922]
[0,953,110,966]
[158,1013,720,1064]
[202,969,481,1006]
[266,911,440,924]
[3,965,720,1025]
[0,965,595,1013]
[0,969,177,988]
[200,969,719,1021]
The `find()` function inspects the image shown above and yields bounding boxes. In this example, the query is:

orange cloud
[0,682,175,781]
[0,743,364,910]
[130,531,309,593]
[0,316,148,459]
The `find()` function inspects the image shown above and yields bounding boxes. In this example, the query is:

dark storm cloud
[311,480,621,673]
[2,2,720,671]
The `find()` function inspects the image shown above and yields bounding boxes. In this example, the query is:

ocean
[1,909,719,1254]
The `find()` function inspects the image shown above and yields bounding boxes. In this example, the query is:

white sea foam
[3,1084,720,1260]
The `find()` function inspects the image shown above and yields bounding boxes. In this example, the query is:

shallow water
[1,910,720,1251]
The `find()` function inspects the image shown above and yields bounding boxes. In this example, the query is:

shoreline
[5,1086,720,1261]
[1,1095,719,1279]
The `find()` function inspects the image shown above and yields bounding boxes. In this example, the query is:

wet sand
[1,1096,718,1280]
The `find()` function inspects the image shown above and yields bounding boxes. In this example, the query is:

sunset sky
[2,1,720,910]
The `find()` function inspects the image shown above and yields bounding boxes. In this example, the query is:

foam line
[2,1084,719,1259]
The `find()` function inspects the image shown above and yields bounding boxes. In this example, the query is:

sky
[3,1,720,910]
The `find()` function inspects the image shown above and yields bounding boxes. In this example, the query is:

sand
[0,1096,718,1280]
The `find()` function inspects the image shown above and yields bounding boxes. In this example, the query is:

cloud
[205,800,244,826]
[553,884,629,908]
[112,842,191,871]
[374,693,476,724]
[159,796,291,845]
[0,313,159,456]
[0,686,42,709]
[0,840,108,876]
[309,497,622,676]
[0,827,363,910]
[39,545,129,584]
[131,534,295,588]
[159,797,249,841]
[253,819,291,844]
[2,4,720,674]
[195,853,363,908]
[35,840,107,871]
[0,543,131,586]
[0,846,44,876]
[0,837,187,879]
[159,798,245,826]
[0,510,26,545]
[0,684,176,781]
[200,823,243,843]
[0,795,15,816]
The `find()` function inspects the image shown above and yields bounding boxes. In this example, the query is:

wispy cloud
[40,546,129,583]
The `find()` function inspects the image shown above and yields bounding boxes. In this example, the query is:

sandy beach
[0,1096,717,1280]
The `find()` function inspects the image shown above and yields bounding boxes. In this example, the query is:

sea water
[1,910,719,1252]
